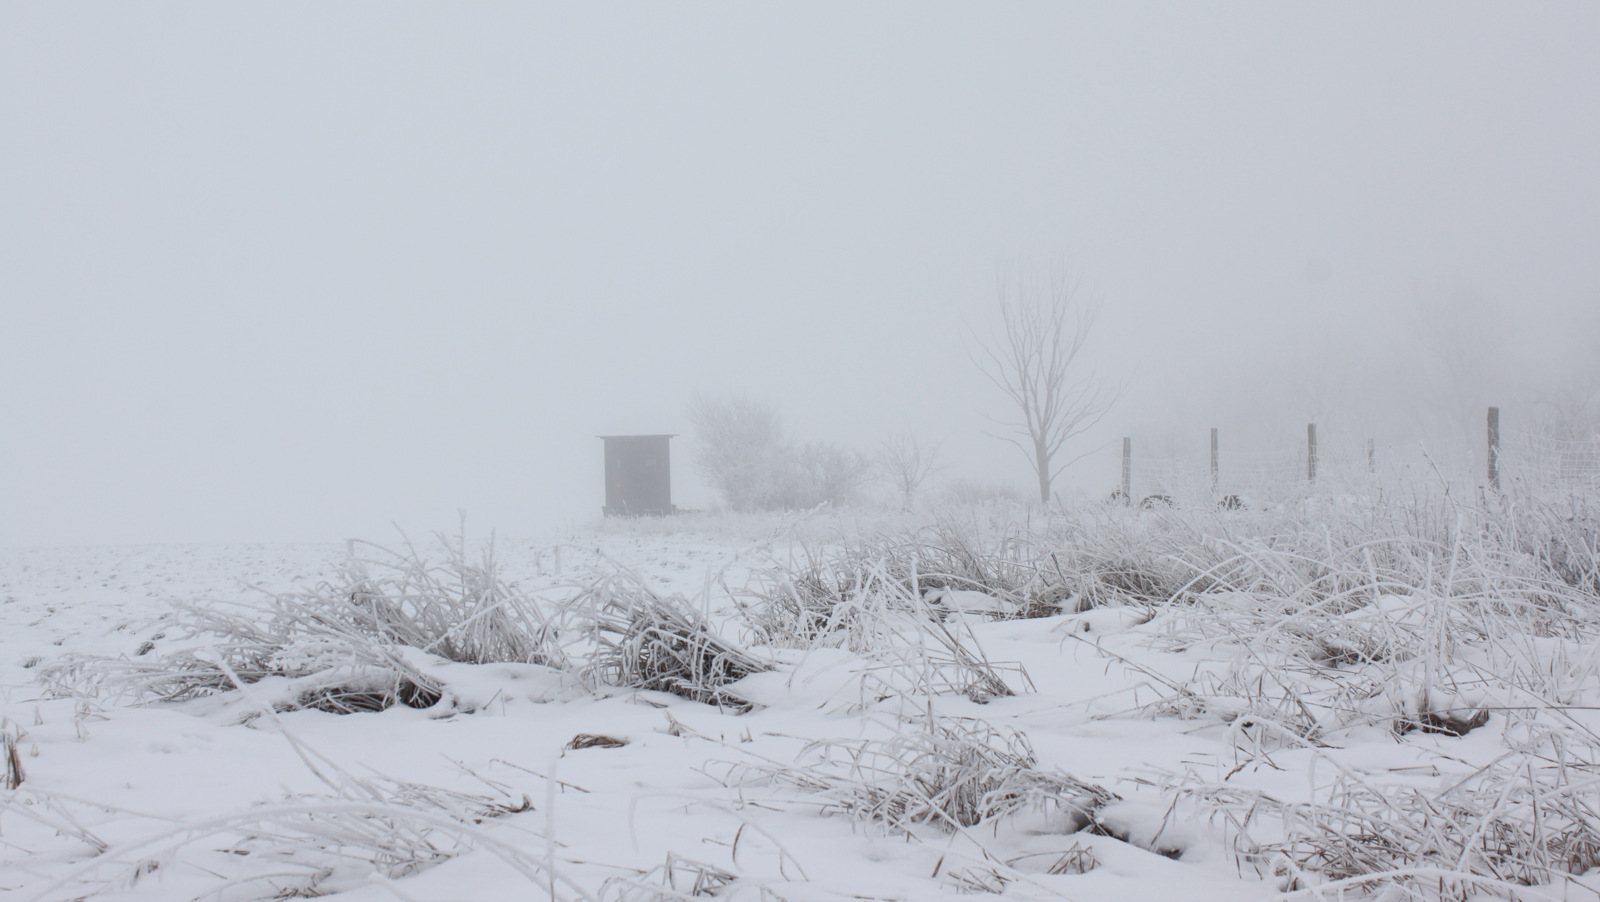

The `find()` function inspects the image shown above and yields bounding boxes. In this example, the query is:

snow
[2,519,1598,901]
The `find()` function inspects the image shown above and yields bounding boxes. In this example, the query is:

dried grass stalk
[45,530,563,714]
[2,723,23,790]
[724,711,1114,834]
[2,781,575,902]
[565,733,628,751]
[598,853,737,900]
[739,548,1028,704]
[570,570,768,711]
[1183,753,1600,899]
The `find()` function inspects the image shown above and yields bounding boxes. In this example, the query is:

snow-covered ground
[3,507,1598,901]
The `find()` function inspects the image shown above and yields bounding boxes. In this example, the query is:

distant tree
[687,394,873,510]
[942,476,1025,505]
[687,393,791,511]
[880,431,942,509]
[792,442,875,509]
[973,271,1118,504]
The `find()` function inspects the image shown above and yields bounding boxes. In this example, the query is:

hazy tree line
[689,274,1600,513]
[689,269,1112,511]
[687,394,968,512]
[686,395,876,511]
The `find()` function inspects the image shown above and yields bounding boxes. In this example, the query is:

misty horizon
[4,4,1597,545]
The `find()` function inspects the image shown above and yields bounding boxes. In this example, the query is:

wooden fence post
[1307,423,1318,483]
[1210,427,1219,496]
[1488,406,1501,492]
[1121,437,1132,505]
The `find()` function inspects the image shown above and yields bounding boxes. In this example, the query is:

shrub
[687,394,873,511]
[687,393,794,511]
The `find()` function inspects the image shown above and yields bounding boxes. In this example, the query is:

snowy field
[3,499,1600,902]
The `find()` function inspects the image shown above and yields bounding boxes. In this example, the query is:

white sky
[3,3,1598,545]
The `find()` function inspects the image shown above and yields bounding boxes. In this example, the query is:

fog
[3,4,1597,546]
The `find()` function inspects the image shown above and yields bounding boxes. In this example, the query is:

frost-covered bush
[788,440,875,508]
[566,569,769,711]
[687,393,873,511]
[688,393,795,512]
[49,533,564,713]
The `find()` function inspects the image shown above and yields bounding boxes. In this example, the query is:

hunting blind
[599,434,676,516]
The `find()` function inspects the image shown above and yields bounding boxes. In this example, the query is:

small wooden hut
[599,434,676,516]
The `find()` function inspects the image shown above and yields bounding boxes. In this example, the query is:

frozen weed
[45,530,564,714]
[1094,483,1600,746]
[738,541,915,651]
[1031,483,1600,899]
[1000,843,1100,877]
[721,710,1114,834]
[942,863,1013,894]
[598,853,737,900]
[853,611,1031,706]
[3,720,23,789]
[739,514,1076,644]
[568,569,769,711]
[565,733,629,750]
[1,664,584,902]
[1,779,571,901]
[907,515,1048,601]
[1042,842,1099,875]
[739,545,1028,704]
[1181,750,1600,900]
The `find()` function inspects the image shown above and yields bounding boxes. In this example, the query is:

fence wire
[1504,430,1600,493]
[1105,426,1600,508]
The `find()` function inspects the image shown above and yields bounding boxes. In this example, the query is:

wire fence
[1104,412,1600,508]
[1504,430,1600,492]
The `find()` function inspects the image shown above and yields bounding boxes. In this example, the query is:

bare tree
[974,272,1118,504]
[880,431,942,509]
[794,441,875,508]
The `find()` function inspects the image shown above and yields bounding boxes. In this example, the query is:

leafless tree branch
[879,431,943,510]
[971,270,1120,503]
